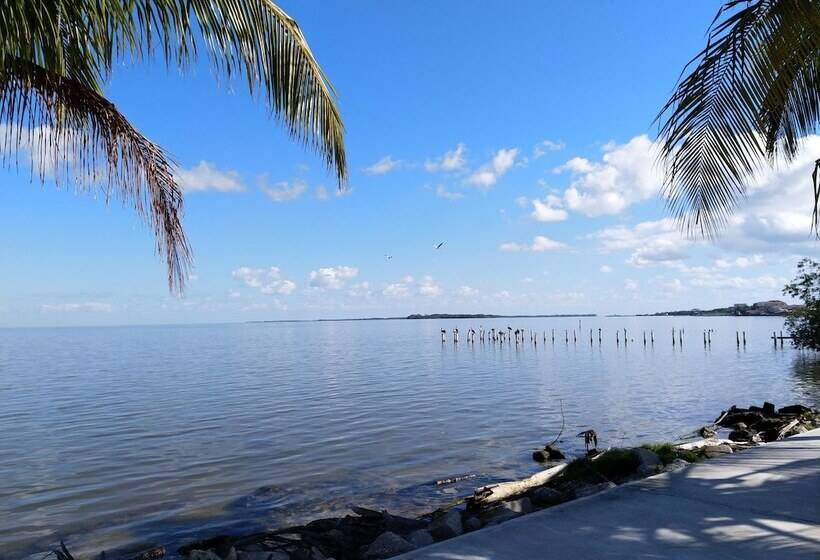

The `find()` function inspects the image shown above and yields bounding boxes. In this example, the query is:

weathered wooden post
[651,330,655,344]
[679,329,683,345]
[773,330,777,348]
[598,328,602,345]
[743,331,746,347]
[780,330,784,349]
[643,330,646,346]
[551,329,555,344]
[616,330,620,346]
[672,328,676,348]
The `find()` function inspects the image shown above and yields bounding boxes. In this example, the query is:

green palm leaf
[0,1,347,292]
[656,0,820,237]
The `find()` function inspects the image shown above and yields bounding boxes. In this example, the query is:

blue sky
[0,0,816,326]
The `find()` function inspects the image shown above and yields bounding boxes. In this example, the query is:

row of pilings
[441,326,752,349]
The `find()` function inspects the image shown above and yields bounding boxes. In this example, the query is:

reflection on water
[791,353,820,394]
[0,317,817,559]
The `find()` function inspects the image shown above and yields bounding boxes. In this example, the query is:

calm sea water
[1,317,818,559]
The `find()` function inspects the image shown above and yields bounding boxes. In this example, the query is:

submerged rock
[533,444,566,462]
[501,497,533,514]
[428,510,463,541]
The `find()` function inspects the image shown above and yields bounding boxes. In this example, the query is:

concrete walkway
[398,429,820,560]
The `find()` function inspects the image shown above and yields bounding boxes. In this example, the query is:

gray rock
[637,464,661,477]
[728,427,758,442]
[662,458,690,473]
[406,529,434,548]
[501,497,533,514]
[632,448,662,469]
[237,553,271,560]
[428,510,463,541]
[703,444,733,458]
[189,552,222,560]
[530,487,567,507]
[363,532,414,559]
[574,481,616,498]
[462,516,482,532]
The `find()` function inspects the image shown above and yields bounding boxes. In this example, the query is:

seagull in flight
[434,241,446,250]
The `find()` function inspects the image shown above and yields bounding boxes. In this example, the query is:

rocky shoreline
[59,403,819,560]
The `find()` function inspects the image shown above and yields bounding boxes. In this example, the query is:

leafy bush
[784,259,820,350]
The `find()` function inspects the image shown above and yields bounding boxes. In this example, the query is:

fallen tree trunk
[467,463,568,508]
[674,438,734,451]
[776,419,800,440]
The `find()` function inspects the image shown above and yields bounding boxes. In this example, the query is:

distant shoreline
[248,313,597,324]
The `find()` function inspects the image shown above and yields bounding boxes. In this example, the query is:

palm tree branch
[655,0,820,236]
[0,58,192,292]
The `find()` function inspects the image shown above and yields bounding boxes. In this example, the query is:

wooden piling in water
[743,331,746,347]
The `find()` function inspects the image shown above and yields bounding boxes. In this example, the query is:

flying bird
[434,241,445,250]
[384,254,393,260]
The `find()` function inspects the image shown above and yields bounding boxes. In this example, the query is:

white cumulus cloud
[555,135,660,216]
[533,139,565,159]
[425,143,467,172]
[308,266,359,289]
[530,194,568,222]
[364,156,401,175]
[499,235,565,252]
[466,148,518,189]
[232,266,296,295]
[259,177,307,202]
[176,161,243,193]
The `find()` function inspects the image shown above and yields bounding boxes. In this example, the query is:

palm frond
[0,1,347,186]
[655,0,820,236]
[0,59,191,292]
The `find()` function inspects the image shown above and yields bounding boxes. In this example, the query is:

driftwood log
[467,463,568,508]
[674,438,734,451]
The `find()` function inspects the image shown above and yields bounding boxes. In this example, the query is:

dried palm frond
[655,0,820,237]
[0,59,191,292]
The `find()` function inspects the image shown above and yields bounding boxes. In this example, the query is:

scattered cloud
[259,177,307,202]
[308,266,359,289]
[176,161,243,193]
[418,276,442,297]
[232,266,296,295]
[499,235,565,252]
[364,156,401,175]
[591,218,691,267]
[530,194,568,222]
[533,139,565,159]
[466,148,518,189]
[600,265,613,273]
[624,279,639,291]
[40,302,113,313]
[383,282,409,298]
[715,255,764,269]
[425,143,467,172]
[457,286,479,297]
[436,185,464,200]
[555,135,660,216]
